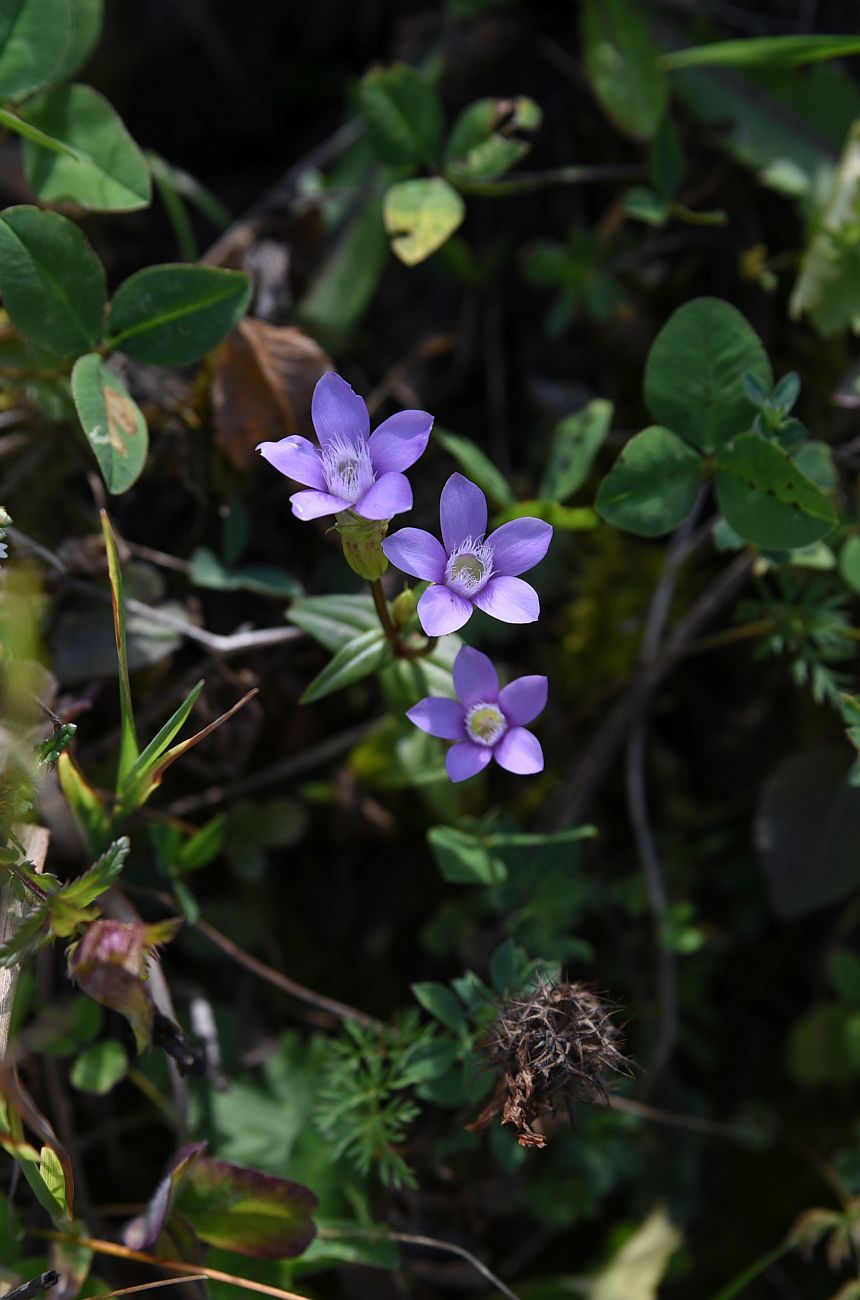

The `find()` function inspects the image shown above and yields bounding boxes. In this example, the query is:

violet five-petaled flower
[256,372,433,522]
[382,473,553,636]
[407,645,548,783]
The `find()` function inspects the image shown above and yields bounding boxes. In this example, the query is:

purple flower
[257,372,433,522]
[382,473,553,636]
[407,645,547,782]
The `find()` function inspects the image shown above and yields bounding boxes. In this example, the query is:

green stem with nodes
[370,579,437,660]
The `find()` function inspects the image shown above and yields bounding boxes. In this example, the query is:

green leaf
[671,62,857,203]
[790,122,860,336]
[582,0,668,140]
[664,35,860,71]
[53,837,129,918]
[56,752,111,858]
[70,1039,127,1095]
[100,510,139,782]
[444,96,541,184]
[714,433,838,549]
[595,425,702,537]
[174,1156,319,1260]
[411,982,469,1035]
[0,0,71,99]
[427,826,508,886]
[840,535,860,593]
[297,196,388,341]
[644,297,771,452]
[55,0,103,80]
[0,205,105,355]
[72,354,148,495]
[433,426,514,505]
[539,399,613,501]
[105,264,252,366]
[300,628,391,705]
[358,62,443,166]
[23,84,151,212]
[288,593,377,653]
[118,682,204,813]
[831,949,860,1004]
[189,547,301,599]
[383,177,465,267]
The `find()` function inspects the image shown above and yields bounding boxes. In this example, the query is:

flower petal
[453,644,499,707]
[369,409,433,474]
[311,372,369,447]
[382,528,446,581]
[290,488,350,520]
[417,584,473,635]
[439,473,488,553]
[472,575,539,624]
[406,697,465,740]
[498,675,548,727]
[486,517,553,576]
[494,727,544,775]
[257,435,325,489]
[446,742,493,783]
[355,472,412,520]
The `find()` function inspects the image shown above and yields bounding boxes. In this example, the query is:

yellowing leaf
[591,1206,681,1300]
[383,178,465,266]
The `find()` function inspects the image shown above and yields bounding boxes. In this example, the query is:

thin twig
[549,550,754,826]
[187,913,384,1032]
[34,1233,310,1300]
[319,1228,521,1300]
[8,527,304,657]
[625,497,706,1088]
[87,1277,208,1300]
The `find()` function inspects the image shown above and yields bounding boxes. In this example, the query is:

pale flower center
[465,701,507,747]
[321,436,375,503]
[444,536,494,596]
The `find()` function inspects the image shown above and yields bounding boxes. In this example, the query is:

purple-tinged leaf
[175,1157,319,1260]
[122,1142,206,1251]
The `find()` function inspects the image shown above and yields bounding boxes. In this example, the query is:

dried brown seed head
[471,979,632,1149]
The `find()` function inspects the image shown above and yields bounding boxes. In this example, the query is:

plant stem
[370,578,399,645]
[369,579,437,660]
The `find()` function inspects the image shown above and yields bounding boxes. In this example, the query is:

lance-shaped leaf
[300,628,391,704]
[432,428,514,507]
[123,1142,206,1250]
[540,399,613,502]
[48,837,130,938]
[56,752,112,859]
[100,511,139,783]
[663,34,860,71]
[117,680,204,813]
[23,84,151,212]
[120,687,259,811]
[288,594,378,652]
[73,355,148,495]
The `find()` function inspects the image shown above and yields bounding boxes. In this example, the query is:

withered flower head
[67,918,181,1054]
[471,979,632,1149]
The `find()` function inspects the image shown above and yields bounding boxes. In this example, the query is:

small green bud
[392,587,417,629]
[335,510,389,581]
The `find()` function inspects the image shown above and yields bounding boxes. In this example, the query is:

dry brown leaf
[212,318,332,470]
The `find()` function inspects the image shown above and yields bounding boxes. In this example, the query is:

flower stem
[369,579,437,660]
[370,578,399,645]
